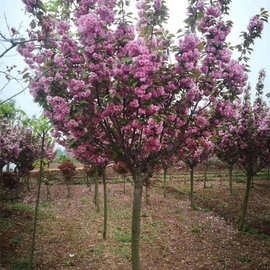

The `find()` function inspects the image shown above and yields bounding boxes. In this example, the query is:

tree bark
[190,166,195,210]
[203,163,208,189]
[163,167,167,198]
[66,183,71,198]
[239,172,252,231]
[131,175,143,270]
[229,164,233,195]
[102,170,107,240]
[94,175,100,213]
[86,173,91,191]
[123,176,126,194]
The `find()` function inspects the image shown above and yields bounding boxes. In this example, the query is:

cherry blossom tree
[18,0,267,268]
[215,70,270,230]
[215,108,240,194]
[180,131,214,209]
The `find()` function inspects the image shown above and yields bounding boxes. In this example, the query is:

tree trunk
[102,170,108,240]
[86,174,91,191]
[190,166,195,210]
[229,164,233,195]
[94,175,100,212]
[251,175,254,188]
[30,131,45,269]
[131,175,143,270]
[66,183,71,198]
[26,175,31,192]
[203,163,208,189]
[163,167,167,198]
[239,172,252,231]
[123,176,126,194]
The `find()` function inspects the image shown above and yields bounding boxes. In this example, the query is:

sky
[0,0,270,117]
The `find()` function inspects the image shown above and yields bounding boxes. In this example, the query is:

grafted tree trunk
[66,180,71,198]
[102,169,107,240]
[123,176,126,194]
[30,131,45,269]
[190,165,195,210]
[239,172,252,231]
[131,174,143,270]
[86,173,91,191]
[46,184,51,201]
[94,175,100,213]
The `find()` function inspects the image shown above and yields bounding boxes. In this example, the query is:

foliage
[58,160,76,182]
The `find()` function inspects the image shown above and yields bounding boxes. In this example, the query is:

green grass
[241,225,270,240]
[114,231,131,243]
[11,233,23,246]
[11,259,31,270]
[236,256,252,263]
[40,201,51,208]
[109,208,131,219]
[80,196,88,204]
[191,225,202,233]
[8,203,34,213]
[111,245,130,259]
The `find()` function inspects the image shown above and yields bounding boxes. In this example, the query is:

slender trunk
[26,175,31,192]
[203,164,208,189]
[30,132,45,269]
[190,166,195,210]
[239,172,252,231]
[102,170,107,240]
[268,168,270,181]
[123,176,126,194]
[86,174,91,191]
[163,167,167,198]
[131,175,143,270]
[229,165,233,195]
[66,183,71,198]
[145,179,150,205]
[94,176,100,213]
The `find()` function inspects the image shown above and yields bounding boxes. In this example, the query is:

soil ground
[1,172,270,270]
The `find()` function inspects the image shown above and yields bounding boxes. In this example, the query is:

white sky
[0,0,270,116]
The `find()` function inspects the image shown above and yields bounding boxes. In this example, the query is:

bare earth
[1,176,270,270]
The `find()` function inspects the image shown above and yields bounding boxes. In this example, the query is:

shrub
[58,160,76,182]
[58,160,76,197]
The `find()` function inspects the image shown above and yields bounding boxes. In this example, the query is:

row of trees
[0,102,56,189]
[0,0,268,269]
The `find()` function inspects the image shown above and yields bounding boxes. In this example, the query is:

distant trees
[215,70,270,230]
